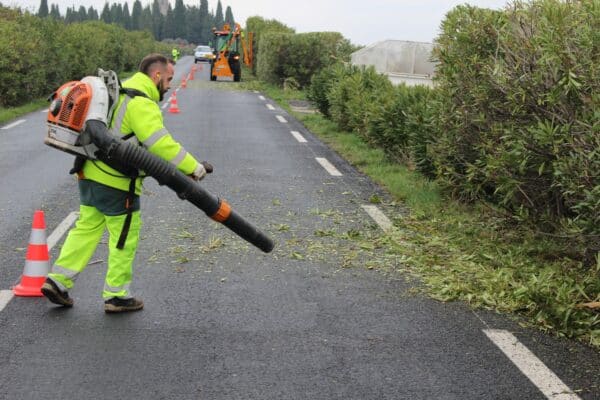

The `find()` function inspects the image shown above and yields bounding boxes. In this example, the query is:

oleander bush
[0,6,170,108]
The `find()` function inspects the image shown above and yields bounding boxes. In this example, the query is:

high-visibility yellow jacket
[81,72,199,194]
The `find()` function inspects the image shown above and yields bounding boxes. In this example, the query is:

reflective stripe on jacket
[82,72,199,194]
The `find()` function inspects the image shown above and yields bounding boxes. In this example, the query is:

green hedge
[0,7,169,108]
[245,16,295,76]
[432,1,599,262]
[308,0,599,264]
[309,64,436,177]
[256,31,355,87]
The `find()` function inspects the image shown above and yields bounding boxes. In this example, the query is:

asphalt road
[0,56,598,399]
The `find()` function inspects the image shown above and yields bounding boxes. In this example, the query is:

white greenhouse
[350,40,437,87]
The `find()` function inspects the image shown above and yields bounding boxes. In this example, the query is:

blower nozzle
[86,120,274,253]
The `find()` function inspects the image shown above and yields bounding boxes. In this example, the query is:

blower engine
[45,69,274,253]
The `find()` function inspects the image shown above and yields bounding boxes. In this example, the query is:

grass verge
[239,80,600,349]
[0,99,48,125]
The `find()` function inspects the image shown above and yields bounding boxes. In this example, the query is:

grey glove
[190,161,213,181]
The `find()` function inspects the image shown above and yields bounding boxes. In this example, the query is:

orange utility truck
[210,22,253,82]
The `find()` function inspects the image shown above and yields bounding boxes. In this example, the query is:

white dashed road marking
[1,120,26,130]
[290,131,307,143]
[259,95,265,100]
[315,157,342,176]
[483,329,581,400]
[361,205,393,231]
[0,290,13,312]
[266,104,275,110]
[276,115,287,123]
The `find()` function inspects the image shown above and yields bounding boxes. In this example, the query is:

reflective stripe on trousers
[48,204,141,299]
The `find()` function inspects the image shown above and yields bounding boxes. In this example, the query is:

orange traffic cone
[181,78,187,88]
[198,63,203,71]
[192,65,197,72]
[168,93,180,114]
[13,210,49,297]
[189,71,195,81]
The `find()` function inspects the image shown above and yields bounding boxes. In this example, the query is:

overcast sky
[8,0,509,45]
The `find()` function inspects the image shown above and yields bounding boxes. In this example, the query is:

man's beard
[157,81,167,102]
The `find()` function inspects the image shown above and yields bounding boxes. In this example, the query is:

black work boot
[41,278,74,307]
[104,297,144,313]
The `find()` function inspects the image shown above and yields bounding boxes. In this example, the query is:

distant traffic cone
[198,63,203,71]
[189,71,195,80]
[181,78,187,88]
[13,210,49,297]
[192,65,197,72]
[168,93,180,114]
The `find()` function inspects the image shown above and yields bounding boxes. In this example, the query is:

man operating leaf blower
[42,53,273,313]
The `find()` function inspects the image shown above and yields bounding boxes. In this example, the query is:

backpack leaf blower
[45,69,274,253]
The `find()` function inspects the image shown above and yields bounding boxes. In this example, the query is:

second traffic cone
[13,210,49,297]
[181,78,187,88]
[168,93,180,114]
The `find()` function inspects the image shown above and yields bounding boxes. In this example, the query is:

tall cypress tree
[214,0,223,29]
[198,0,210,44]
[173,0,186,39]
[225,6,234,26]
[49,4,61,19]
[110,3,123,26]
[131,0,142,31]
[151,0,163,40]
[87,6,98,20]
[37,0,49,18]
[65,7,74,23]
[163,4,175,40]
[141,5,153,35]
[100,3,111,24]
[78,5,87,21]
[122,3,131,29]
[186,6,201,44]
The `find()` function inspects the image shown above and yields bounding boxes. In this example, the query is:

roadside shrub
[326,64,361,131]
[246,16,295,75]
[0,6,170,107]
[307,63,346,117]
[257,31,354,88]
[431,0,599,263]
[0,14,47,107]
[368,83,437,177]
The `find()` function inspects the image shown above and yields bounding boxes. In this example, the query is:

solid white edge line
[483,329,581,400]
[0,290,13,312]
[315,157,342,176]
[266,104,275,110]
[47,211,79,250]
[161,101,169,110]
[361,205,392,231]
[290,130,307,143]
[1,120,26,130]
[259,95,265,100]
[276,115,287,123]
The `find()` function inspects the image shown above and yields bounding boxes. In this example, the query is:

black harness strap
[116,174,138,249]
[114,87,149,250]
